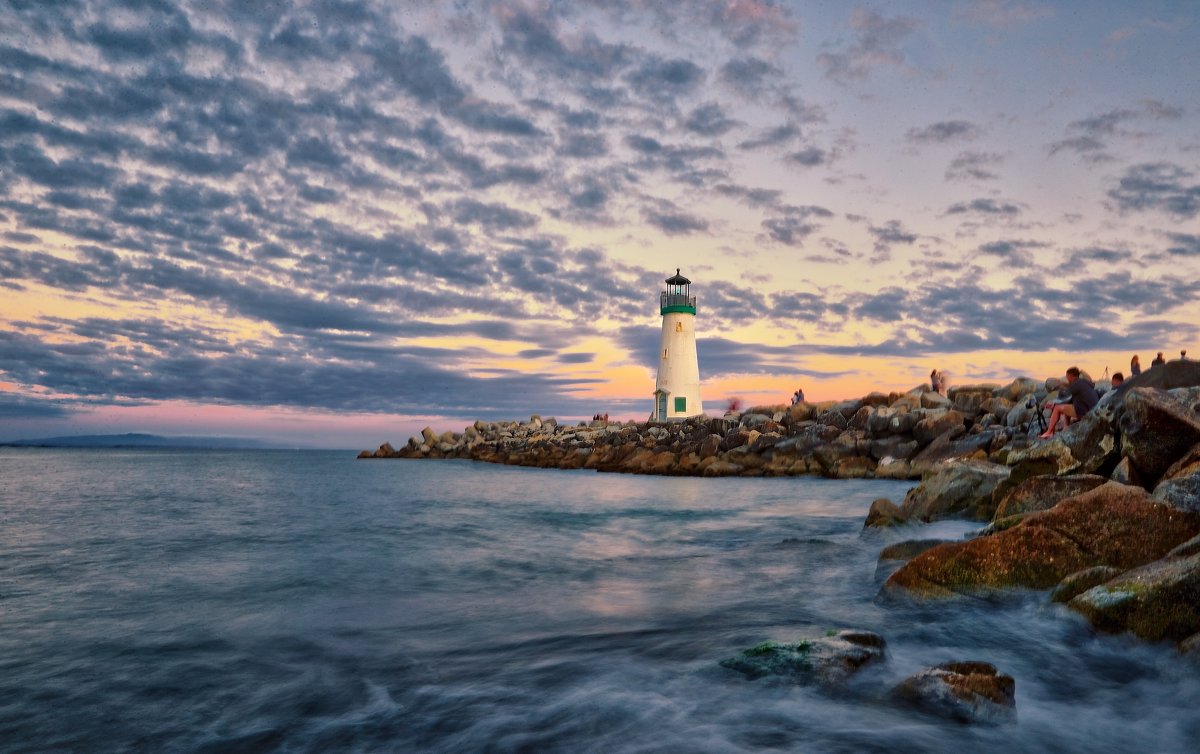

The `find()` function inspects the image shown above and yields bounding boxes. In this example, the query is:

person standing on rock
[930,370,946,395]
[1130,354,1141,376]
[1039,366,1099,440]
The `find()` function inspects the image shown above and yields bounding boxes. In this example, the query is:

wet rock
[879,539,952,562]
[1069,551,1200,643]
[874,459,914,480]
[831,456,876,479]
[1050,566,1124,603]
[1118,388,1200,486]
[893,661,1016,725]
[993,474,1108,519]
[865,498,906,528]
[884,482,1200,599]
[720,630,886,687]
[702,461,743,477]
[898,460,1010,523]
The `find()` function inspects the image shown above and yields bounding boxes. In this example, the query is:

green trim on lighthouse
[660,303,696,315]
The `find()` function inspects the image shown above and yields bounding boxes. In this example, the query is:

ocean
[1,448,1197,753]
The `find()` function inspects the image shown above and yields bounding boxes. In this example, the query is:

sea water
[1,448,1197,753]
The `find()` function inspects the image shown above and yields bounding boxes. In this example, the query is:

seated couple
[1039,366,1101,439]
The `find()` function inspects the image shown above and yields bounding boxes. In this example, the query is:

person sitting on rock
[1151,352,1166,367]
[1039,366,1099,439]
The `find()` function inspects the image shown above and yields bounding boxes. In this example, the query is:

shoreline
[363,361,1200,655]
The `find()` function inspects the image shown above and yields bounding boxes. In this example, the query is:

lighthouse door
[657,393,667,421]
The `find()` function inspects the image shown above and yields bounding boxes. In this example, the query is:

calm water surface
[1,449,1197,753]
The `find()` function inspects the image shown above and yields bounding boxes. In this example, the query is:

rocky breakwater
[360,378,1057,480]
[873,361,1200,651]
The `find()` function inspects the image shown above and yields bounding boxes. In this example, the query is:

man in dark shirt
[1151,352,1166,367]
[1039,366,1099,439]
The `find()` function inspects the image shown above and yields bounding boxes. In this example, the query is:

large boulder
[908,430,1002,478]
[995,377,1041,403]
[878,539,953,562]
[884,482,1200,598]
[1050,566,1124,603]
[951,389,994,419]
[993,474,1108,519]
[1069,551,1200,643]
[869,436,919,461]
[1120,359,1200,393]
[1118,387,1200,486]
[864,498,906,527]
[1155,478,1200,513]
[921,391,952,410]
[913,410,966,445]
[893,661,1016,725]
[720,630,887,687]
[1004,405,1118,480]
[899,460,1011,522]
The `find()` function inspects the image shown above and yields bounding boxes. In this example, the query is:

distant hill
[1,433,270,449]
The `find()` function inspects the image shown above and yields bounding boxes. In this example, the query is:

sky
[1,0,1198,449]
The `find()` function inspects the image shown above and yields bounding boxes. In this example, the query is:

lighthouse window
[676,322,682,332]
[674,397,686,412]
[663,348,668,359]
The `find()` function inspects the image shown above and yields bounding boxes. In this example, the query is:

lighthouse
[653,269,704,421]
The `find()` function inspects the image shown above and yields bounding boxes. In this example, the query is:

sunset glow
[1,1,1197,448]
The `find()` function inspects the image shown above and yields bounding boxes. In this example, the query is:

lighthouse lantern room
[653,269,704,421]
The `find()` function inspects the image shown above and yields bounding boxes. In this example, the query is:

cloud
[868,220,918,256]
[976,238,1047,266]
[449,198,539,231]
[761,205,835,246]
[1107,163,1200,219]
[906,120,981,144]
[738,123,801,150]
[625,56,705,101]
[946,198,1023,216]
[945,150,1005,182]
[643,206,709,235]
[0,391,72,419]
[1049,100,1186,162]
[818,9,920,83]
[719,56,783,89]
[683,103,741,136]
[1163,232,1200,257]
[788,146,830,166]
[953,1,1053,28]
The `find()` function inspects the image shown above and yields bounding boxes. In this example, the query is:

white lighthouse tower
[653,269,704,421]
